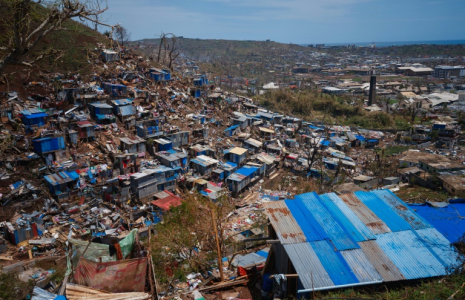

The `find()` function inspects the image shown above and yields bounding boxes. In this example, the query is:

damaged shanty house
[21,108,48,133]
[130,167,177,202]
[63,229,153,299]
[111,98,137,128]
[32,134,67,166]
[261,190,461,299]
[44,170,80,200]
[88,102,116,124]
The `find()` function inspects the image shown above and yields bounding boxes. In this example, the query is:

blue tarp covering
[368,139,379,143]
[320,140,330,146]
[409,201,465,243]
[355,135,366,141]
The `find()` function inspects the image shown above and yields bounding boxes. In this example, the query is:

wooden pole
[211,208,223,282]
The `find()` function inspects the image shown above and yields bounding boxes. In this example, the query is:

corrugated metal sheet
[31,286,57,300]
[372,190,431,230]
[358,240,405,282]
[339,193,391,235]
[262,201,306,244]
[119,105,136,116]
[310,240,359,285]
[355,191,412,232]
[284,243,334,289]
[319,193,376,242]
[295,193,359,251]
[232,253,266,267]
[415,228,459,269]
[235,166,259,177]
[285,199,328,242]
[410,202,465,243]
[376,231,446,279]
[339,249,382,283]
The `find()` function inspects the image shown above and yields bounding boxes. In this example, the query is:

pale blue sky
[100,0,465,44]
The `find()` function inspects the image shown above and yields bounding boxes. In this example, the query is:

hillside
[0,3,110,96]
[136,38,311,62]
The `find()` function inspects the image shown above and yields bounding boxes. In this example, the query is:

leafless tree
[0,0,114,75]
[156,32,179,69]
[156,32,166,63]
[114,25,131,47]
[80,0,108,31]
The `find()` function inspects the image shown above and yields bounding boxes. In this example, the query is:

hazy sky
[100,0,465,44]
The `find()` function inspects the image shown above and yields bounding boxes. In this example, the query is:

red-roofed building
[151,190,182,211]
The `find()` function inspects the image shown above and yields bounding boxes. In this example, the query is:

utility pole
[211,208,223,281]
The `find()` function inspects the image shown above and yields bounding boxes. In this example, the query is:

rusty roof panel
[358,240,405,282]
[262,201,306,244]
[339,193,391,235]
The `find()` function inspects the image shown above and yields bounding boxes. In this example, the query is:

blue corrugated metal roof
[263,190,460,293]
[415,228,459,269]
[376,230,446,279]
[319,193,376,242]
[284,243,334,289]
[372,190,431,230]
[296,192,360,251]
[21,108,44,115]
[190,159,207,167]
[235,166,258,177]
[224,124,239,132]
[44,171,79,186]
[310,240,359,285]
[355,191,412,232]
[410,201,465,243]
[339,249,382,283]
[285,199,329,242]
[23,112,48,119]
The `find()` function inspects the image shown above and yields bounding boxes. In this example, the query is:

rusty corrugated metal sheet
[339,193,391,235]
[358,240,405,282]
[340,248,383,283]
[262,201,306,244]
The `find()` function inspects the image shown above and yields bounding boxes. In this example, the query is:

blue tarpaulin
[409,201,465,243]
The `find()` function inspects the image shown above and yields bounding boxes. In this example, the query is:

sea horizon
[303,39,465,47]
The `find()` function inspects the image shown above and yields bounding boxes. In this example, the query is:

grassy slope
[0,3,109,96]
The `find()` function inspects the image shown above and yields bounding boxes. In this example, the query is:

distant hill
[135,37,311,62]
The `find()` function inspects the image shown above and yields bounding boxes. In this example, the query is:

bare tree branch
[0,0,114,75]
